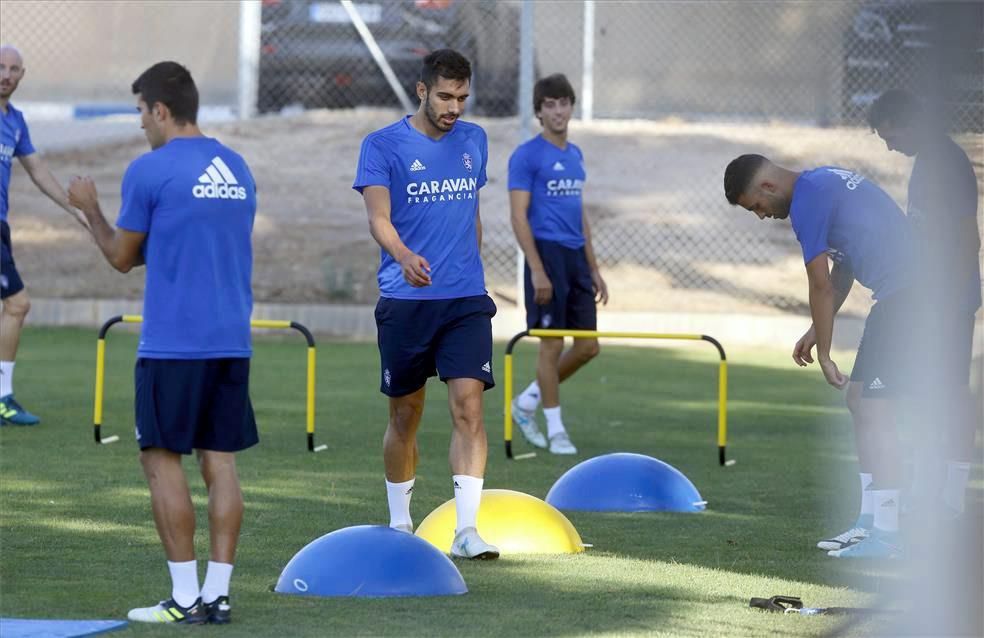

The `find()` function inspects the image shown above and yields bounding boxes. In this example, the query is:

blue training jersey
[0,103,36,222]
[508,134,586,249]
[116,137,256,359]
[790,167,909,301]
[353,116,488,300]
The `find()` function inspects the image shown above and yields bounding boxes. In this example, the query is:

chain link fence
[2,0,980,314]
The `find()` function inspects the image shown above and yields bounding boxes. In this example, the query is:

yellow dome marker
[415,489,585,555]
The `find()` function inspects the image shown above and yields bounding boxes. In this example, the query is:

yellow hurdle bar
[92,315,319,451]
[503,329,729,466]
[93,339,107,443]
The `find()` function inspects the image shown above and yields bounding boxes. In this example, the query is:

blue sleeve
[352,135,390,193]
[507,145,534,192]
[477,128,488,190]
[790,177,833,264]
[14,115,35,157]
[116,159,155,233]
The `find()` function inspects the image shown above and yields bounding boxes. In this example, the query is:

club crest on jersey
[462,153,472,172]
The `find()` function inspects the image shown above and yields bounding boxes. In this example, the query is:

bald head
[0,45,26,102]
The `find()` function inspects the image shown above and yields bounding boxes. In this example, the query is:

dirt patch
[7,109,981,316]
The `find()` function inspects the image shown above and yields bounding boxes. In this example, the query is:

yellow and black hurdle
[93,315,322,451]
[503,329,730,465]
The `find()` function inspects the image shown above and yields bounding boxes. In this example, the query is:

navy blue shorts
[851,293,912,398]
[134,358,259,454]
[0,221,25,300]
[524,240,597,330]
[375,294,496,397]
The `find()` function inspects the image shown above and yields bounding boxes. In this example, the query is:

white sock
[872,489,900,533]
[858,472,874,525]
[452,474,483,532]
[167,560,200,608]
[200,561,233,604]
[517,380,540,411]
[385,478,415,529]
[0,361,14,397]
[943,461,971,514]
[544,406,565,438]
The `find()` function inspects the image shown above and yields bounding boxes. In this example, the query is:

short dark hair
[419,49,471,90]
[131,61,199,125]
[723,154,768,205]
[867,89,924,131]
[534,73,576,113]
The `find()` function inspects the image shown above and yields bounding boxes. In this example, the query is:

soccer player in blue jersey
[68,61,257,623]
[354,49,499,560]
[725,154,912,558]
[508,73,608,455]
[1,45,88,426]
[868,90,981,518]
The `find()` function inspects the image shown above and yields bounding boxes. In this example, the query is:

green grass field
[0,327,976,636]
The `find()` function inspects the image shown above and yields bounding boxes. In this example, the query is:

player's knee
[540,337,564,357]
[389,401,424,435]
[580,339,600,360]
[450,403,483,436]
[2,293,30,319]
[197,450,237,479]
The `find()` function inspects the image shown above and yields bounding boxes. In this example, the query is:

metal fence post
[581,0,595,122]
[237,0,261,119]
[515,0,535,305]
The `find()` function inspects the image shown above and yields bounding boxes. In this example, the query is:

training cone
[415,489,584,554]
[275,525,467,597]
[546,452,706,512]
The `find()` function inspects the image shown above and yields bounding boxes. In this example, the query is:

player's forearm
[808,281,836,360]
[509,211,544,272]
[368,215,412,263]
[78,201,133,272]
[28,166,72,212]
[582,217,601,273]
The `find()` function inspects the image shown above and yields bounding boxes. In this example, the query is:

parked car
[258,0,523,116]
[842,1,983,131]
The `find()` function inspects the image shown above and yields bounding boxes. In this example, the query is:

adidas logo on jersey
[826,168,865,191]
[553,161,565,171]
[481,361,491,373]
[410,159,426,172]
[868,377,885,390]
[193,156,247,200]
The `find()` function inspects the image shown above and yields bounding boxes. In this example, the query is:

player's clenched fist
[68,176,98,212]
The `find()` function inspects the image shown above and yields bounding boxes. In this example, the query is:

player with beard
[353,49,498,559]
[1,44,88,426]
[508,73,608,455]
[724,154,912,558]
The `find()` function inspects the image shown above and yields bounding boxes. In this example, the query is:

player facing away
[68,62,257,623]
[724,154,912,558]
[0,44,89,426]
[508,73,608,455]
[354,49,499,559]
[868,89,981,518]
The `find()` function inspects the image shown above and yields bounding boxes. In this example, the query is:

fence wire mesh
[1,0,980,314]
